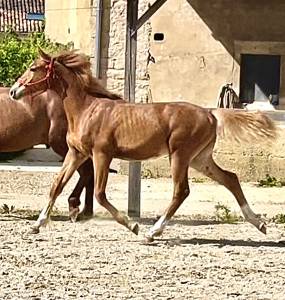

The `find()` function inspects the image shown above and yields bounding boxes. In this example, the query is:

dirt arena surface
[0,170,285,299]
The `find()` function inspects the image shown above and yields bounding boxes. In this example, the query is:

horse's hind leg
[190,145,266,234]
[31,147,87,233]
[146,151,190,242]
[93,151,139,235]
[67,171,86,220]
[70,159,94,219]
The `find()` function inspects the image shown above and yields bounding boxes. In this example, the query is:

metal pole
[124,0,141,217]
[95,0,103,78]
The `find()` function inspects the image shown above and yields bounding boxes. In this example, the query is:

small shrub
[215,203,240,223]
[258,174,285,187]
[0,30,71,87]
[0,204,15,214]
[141,168,154,179]
[272,213,285,224]
[191,177,207,183]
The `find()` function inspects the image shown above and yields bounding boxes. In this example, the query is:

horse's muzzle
[9,82,25,100]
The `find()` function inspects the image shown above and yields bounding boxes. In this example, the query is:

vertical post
[124,0,141,217]
[94,0,103,78]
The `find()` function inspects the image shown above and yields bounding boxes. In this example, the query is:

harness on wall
[217,83,241,109]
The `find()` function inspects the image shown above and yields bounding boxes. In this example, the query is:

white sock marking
[148,215,168,238]
[34,205,49,228]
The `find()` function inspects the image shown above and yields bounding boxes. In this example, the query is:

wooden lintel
[131,0,168,36]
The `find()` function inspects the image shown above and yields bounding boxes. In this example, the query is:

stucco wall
[45,0,94,55]
[149,0,285,107]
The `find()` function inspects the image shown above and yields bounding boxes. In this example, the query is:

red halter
[18,58,55,88]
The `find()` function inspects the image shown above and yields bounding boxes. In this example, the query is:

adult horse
[0,87,95,218]
[10,50,277,241]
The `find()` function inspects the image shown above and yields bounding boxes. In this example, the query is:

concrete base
[119,124,285,182]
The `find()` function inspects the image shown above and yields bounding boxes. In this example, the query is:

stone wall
[99,0,151,102]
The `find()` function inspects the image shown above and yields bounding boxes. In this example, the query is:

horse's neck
[62,87,88,129]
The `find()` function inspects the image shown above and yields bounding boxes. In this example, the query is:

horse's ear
[38,48,51,61]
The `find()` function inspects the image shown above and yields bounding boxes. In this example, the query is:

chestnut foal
[10,50,277,241]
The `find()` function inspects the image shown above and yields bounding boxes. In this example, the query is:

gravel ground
[0,170,285,300]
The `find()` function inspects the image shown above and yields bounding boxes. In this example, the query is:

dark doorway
[240,54,281,104]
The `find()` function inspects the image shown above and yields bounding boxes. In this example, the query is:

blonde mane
[53,50,122,100]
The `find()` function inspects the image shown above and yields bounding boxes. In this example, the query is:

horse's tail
[211,109,277,143]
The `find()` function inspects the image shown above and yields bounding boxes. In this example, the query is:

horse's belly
[115,140,168,161]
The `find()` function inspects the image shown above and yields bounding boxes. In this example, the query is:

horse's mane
[52,50,122,100]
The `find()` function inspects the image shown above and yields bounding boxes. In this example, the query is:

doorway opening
[239,54,281,105]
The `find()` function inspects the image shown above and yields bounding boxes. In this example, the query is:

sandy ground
[0,169,285,299]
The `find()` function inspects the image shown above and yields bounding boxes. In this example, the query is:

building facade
[45,0,285,110]
[45,0,285,180]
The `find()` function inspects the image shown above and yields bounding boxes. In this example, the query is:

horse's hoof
[30,226,40,234]
[69,207,80,223]
[131,223,139,235]
[259,222,267,234]
[144,235,154,243]
[77,212,94,221]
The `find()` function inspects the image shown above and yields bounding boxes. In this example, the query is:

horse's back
[81,99,215,161]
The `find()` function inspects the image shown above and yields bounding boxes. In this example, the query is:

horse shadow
[152,237,285,248]
[137,217,285,248]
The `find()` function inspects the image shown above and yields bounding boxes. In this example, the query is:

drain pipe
[94,0,103,78]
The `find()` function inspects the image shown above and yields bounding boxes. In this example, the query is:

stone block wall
[98,0,151,102]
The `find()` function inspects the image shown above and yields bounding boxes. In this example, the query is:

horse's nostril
[9,89,16,99]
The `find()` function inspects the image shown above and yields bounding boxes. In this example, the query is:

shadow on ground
[149,237,285,248]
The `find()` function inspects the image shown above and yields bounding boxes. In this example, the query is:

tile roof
[0,0,44,33]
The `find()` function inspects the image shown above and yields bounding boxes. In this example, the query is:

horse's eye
[30,66,37,72]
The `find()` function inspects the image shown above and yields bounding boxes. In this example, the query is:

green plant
[258,174,285,187]
[272,213,285,224]
[215,203,240,223]
[0,203,15,214]
[0,30,71,87]
[191,177,207,183]
[141,168,154,179]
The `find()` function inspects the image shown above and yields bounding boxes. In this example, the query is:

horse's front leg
[93,151,139,235]
[31,147,88,233]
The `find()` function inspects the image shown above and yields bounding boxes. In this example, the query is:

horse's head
[10,49,54,100]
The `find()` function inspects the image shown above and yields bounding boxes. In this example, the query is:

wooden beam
[131,0,168,36]
[124,0,141,217]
